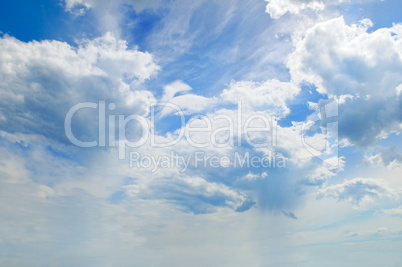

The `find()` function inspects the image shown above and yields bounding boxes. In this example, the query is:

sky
[0,0,401,266]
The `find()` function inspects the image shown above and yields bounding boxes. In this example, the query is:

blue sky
[0,0,402,266]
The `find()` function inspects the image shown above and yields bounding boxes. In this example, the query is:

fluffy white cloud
[289,17,402,97]
[242,171,268,180]
[303,157,345,185]
[289,17,402,146]
[0,33,158,142]
[318,177,399,206]
[160,78,299,118]
[77,32,159,84]
[159,81,216,117]
[264,0,379,19]
[221,79,299,114]
[265,0,325,19]
[363,146,402,169]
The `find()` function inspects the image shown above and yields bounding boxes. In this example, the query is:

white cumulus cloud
[288,17,402,146]
[318,177,399,207]
[265,0,325,19]
[0,33,159,143]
